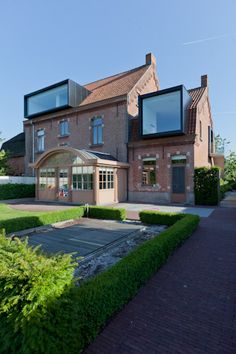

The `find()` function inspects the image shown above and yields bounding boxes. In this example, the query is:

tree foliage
[224,151,236,185]
[214,134,230,154]
[0,133,10,176]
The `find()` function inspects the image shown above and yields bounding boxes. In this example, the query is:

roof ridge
[84,64,148,91]
[188,86,205,92]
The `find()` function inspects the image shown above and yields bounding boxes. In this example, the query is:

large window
[26,84,68,117]
[72,166,93,190]
[99,168,114,189]
[141,86,192,137]
[142,159,156,186]
[59,120,69,136]
[92,117,103,145]
[36,129,45,152]
[39,168,55,189]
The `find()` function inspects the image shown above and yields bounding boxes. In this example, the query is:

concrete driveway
[27,218,143,256]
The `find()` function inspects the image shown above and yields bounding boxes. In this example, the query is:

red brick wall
[128,140,194,204]
[194,89,214,167]
[24,102,128,176]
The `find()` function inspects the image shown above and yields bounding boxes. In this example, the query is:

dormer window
[140,85,192,138]
[24,79,90,118]
[59,120,69,136]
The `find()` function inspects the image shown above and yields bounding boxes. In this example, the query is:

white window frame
[92,116,103,145]
[36,129,45,152]
[59,120,69,136]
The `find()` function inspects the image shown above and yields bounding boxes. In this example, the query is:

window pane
[92,117,103,144]
[93,126,97,145]
[60,120,69,136]
[142,159,156,185]
[142,90,181,135]
[97,126,103,144]
[27,84,68,116]
[37,130,45,152]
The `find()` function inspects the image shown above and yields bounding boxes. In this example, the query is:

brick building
[20,53,223,204]
[1,133,25,176]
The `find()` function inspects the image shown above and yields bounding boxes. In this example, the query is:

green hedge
[0,213,199,353]
[0,183,35,200]
[194,167,220,205]
[0,207,85,234]
[88,206,126,221]
[139,210,185,226]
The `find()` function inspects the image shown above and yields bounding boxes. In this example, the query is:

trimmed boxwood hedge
[88,206,126,221]
[139,210,185,226]
[0,212,199,353]
[0,183,35,200]
[0,207,85,234]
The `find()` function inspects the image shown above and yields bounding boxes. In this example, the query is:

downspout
[126,95,129,201]
[31,120,35,176]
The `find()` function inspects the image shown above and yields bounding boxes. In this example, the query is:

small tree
[224,151,236,186]
[0,133,11,176]
[214,134,230,154]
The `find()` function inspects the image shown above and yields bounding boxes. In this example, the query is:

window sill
[58,134,70,138]
[72,189,93,191]
[90,143,104,147]
[36,150,45,154]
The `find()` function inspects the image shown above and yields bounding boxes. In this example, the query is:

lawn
[0,203,43,221]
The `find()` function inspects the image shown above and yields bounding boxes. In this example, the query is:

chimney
[146,53,156,67]
[201,74,208,87]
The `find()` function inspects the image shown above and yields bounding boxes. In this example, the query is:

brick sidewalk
[85,207,236,354]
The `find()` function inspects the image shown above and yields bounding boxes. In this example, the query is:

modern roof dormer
[139,85,192,138]
[24,79,90,118]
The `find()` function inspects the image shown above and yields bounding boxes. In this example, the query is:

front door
[171,166,186,203]
[58,168,69,202]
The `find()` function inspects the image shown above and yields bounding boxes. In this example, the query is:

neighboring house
[1,133,25,176]
[20,52,222,204]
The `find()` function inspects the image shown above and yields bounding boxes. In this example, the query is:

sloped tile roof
[81,65,149,106]
[78,149,118,161]
[187,87,206,134]
[1,132,25,157]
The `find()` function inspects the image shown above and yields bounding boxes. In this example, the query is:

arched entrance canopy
[32,147,129,205]
[32,146,123,169]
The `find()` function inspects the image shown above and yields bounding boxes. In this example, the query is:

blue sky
[0,0,235,152]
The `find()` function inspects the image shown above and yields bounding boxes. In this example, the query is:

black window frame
[24,80,70,119]
[139,85,192,138]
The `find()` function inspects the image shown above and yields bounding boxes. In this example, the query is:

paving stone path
[85,207,236,354]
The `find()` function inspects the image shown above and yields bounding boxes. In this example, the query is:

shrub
[139,210,185,226]
[194,167,220,205]
[220,180,233,200]
[88,206,126,221]
[0,207,85,234]
[0,213,199,353]
[0,233,77,354]
[0,183,35,200]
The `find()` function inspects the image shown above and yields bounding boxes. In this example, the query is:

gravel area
[76,223,166,283]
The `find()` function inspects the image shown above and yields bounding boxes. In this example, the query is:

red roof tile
[81,65,149,106]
